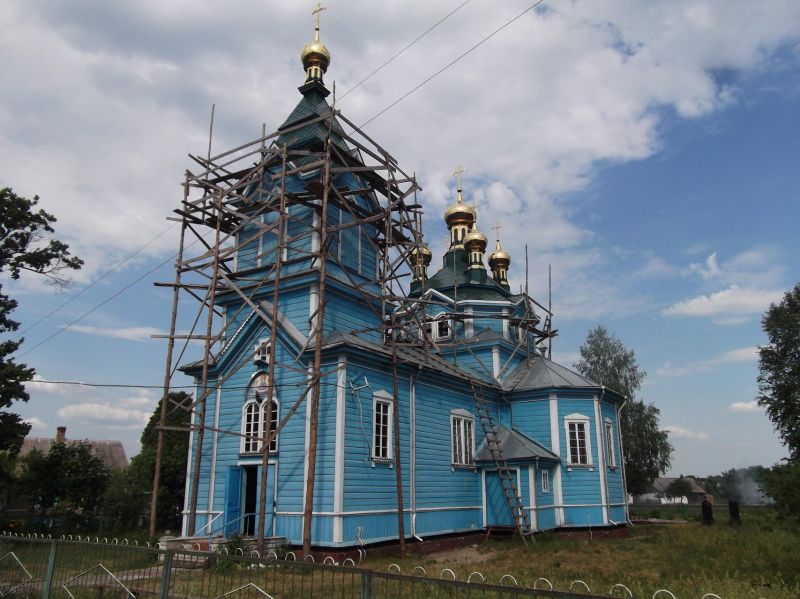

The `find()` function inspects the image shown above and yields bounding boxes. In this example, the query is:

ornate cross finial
[453,163,467,192]
[312,2,326,39]
[492,222,503,242]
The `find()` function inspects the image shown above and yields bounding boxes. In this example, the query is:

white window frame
[254,339,271,364]
[564,413,593,467]
[604,418,616,468]
[240,372,279,454]
[450,409,475,467]
[420,313,453,342]
[436,317,451,341]
[372,391,393,462]
[541,469,550,493]
[241,400,262,453]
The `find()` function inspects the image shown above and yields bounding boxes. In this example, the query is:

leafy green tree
[17,441,110,531]
[575,325,673,495]
[664,476,693,499]
[762,462,800,519]
[0,188,83,453]
[128,392,191,531]
[758,283,800,460]
[102,469,146,533]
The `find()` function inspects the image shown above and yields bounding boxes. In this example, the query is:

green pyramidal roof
[415,248,511,301]
[277,83,350,152]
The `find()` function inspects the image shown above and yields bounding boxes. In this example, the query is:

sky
[1,0,799,476]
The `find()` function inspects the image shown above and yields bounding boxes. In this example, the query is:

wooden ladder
[472,384,533,543]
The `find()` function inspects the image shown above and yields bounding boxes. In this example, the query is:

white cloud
[662,285,783,321]
[665,424,709,440]
[688,248,785,288]
[57,402,151,426]
[654,346,759,379]
[728,401,764,413]
[689,252,722,280]
[24,416,47,431]
[66,324,163,342]
[24,374,74,395]
[717,347,759,363]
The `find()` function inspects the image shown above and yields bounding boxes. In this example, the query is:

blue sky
[1,1,799,476]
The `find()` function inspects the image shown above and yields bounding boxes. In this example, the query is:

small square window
[437,319,451,340]
[254,340,270,364]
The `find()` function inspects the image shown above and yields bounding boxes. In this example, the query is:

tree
[762,462,800,520]
[757,284,800,516]
[757,283,800,461]
[574,325,673,495]
[664,476,693,500]
[131,392,191,531]
[17,441,110,531]
[0,188,83,453]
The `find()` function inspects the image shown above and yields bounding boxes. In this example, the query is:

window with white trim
[241,373,279,453]
[451,410,474,466]
[254,340,270,364]
[372,392,393,461]
[564,413,592,466]
[604,419,616,468]
[419,315,452,342]
[242,400,261,453]
[541,469,550,493]
[437,318,451,341]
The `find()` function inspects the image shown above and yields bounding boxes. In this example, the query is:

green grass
[363,509,800,598]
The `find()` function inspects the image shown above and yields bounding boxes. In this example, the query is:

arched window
[241,373,279,453]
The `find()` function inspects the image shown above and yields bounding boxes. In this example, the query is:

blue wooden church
[176,13,628,549]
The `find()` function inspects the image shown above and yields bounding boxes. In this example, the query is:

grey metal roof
[476,426,559,462]
[503,355,600,392]
[646,477,707,495]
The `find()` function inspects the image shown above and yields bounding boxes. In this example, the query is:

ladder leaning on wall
[471,383,532,544]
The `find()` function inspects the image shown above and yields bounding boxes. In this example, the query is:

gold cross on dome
[492,222,503,241]
[312,2,327,30]
[453,163,467,191]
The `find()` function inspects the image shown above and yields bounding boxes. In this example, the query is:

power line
[338,0,473,101]
[360,0,546,129]
[21,223,176,335]
[18,247,183,358]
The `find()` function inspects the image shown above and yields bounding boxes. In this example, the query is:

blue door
[224,466,242,536]
[485,471,515,526]
[225,464,277,537]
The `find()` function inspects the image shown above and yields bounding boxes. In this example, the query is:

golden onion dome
[411,244,433,266]
[444,191,477,228]
[301,39,331,73]
[464,222,487,251]
[489,239,511,267]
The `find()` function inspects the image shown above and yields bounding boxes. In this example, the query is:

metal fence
[0,535,613,599]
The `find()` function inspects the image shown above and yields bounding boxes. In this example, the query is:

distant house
[636,477,707,505]
[19,426,128,471]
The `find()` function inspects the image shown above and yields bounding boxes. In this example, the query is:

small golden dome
[464,222,487,251]
[489,239,511,267]
[411,245,433,266]
[301,39,331,73]
[444,191,476,228]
